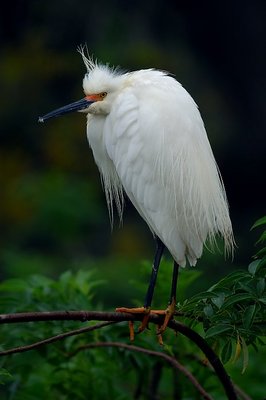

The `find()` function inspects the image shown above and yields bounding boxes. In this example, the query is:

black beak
[38,98,94,123]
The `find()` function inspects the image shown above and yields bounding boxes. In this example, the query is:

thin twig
[0,321,117,356]
[68,341,213,400]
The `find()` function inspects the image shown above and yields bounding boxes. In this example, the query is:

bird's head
[38,48,124,123]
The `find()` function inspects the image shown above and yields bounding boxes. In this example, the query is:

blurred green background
[0,0,265,306]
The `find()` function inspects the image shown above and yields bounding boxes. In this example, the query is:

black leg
[156,261,180,334]
[143,238,165,308]
[169,261,179,304]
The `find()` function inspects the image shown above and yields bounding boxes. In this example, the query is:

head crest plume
[77,45,123,78]
[77,44,98,72]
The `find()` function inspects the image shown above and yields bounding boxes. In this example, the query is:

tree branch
[189,353,252,400]
[68,341,214,400]
[0,310,237,399]
[0,310,127,324]
[168,319,237,400]
[0,321,117,356]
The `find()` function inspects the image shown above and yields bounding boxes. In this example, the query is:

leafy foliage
[0,218,265,399]
[0,3,264,397]
[179,218,266,372]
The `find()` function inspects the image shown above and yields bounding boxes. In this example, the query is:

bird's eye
[99,92,107,99]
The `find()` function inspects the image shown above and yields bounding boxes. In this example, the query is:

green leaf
[205,324,232,339]
[0,368,12,384]
[222,293,254,309]
[163,344,175,357]
[248,260,261,276]
[243,304,256,329]
[258,297,266,305]
[203,304,214,317]
[233,335,242,362]
[221,340,233,364]
[210,271,248,289]
[238,282,257,296]
[251,216,266,230]
[256,278,265,296]
[241,336,249,373]
[254,247,266,258]
[257,256,266,270]
[211,293,225,309]
[187,291,219,303]
[256,231,266,245]
[0,279,28,292]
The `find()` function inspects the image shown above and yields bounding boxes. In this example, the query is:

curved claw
[156,325,164,345]
[129,321,135,341]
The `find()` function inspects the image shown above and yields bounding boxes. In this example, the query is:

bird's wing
[103,75,232,266]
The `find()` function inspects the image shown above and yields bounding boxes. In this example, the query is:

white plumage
[39,51,234,268]
[80,53,234,267]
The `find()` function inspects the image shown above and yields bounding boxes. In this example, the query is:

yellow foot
[116,306,149,315]
[156,325,164,346]
[116,306,151,340]
[116,302,176,343]
[156,298,176,334]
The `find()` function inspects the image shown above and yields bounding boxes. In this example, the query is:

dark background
[0,0,265,302]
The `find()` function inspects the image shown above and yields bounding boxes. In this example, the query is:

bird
[39,48,234,336]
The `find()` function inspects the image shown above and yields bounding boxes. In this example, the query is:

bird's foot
[116,302,176,343]
[154,297,176,334]
[116,306,151,339]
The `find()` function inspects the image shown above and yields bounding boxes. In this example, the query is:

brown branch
[168,320,237,400]
[0,310,237,399]
[189,353,252,400]
[68,341,213,400]
[0,310,128,324]
[0,321,117,356]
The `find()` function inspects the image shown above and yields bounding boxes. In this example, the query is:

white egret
[39,49,234,334]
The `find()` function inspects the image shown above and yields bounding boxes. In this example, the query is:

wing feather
[102,71,233,266]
